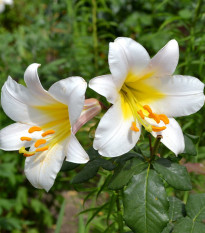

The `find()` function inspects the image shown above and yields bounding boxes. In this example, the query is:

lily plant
[89,37,205,157]
[0,63,101,191]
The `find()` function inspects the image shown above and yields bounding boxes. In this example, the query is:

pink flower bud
[72,98,101,134]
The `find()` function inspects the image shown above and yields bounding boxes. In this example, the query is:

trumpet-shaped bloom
[0,63,91,191]
[89,38,205,157]
[0,0,13,13]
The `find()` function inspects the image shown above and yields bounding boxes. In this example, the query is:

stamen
[28,126,42,133]
[35,146,49,152]
[42,130,55,137]
[152,126,166,132]
[137,110,145,119]
[149,112,160,124]
[19,147,36,157]
[34,139,47,148]
[143,105,152,114]
[159,114,169,124]
[20,137,32,141]
[130,122,140,132]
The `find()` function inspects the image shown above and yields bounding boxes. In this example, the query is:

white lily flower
[0,0,13,13]
[89,37,205,157]
[0,63,90,191]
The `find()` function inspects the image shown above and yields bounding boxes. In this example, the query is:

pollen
[149,112,160,124]
[152,126,166,132]
[42,130,55,137]
[137,110,145,119]
[28,126,42,133]
[35,146,49,152]
[130,122,140,132]
[34,139,47,148]
[159,114,169,124]
[20,137,32,141]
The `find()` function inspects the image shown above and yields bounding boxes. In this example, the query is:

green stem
[92,0,98,73]
[116,191,123,233]
[149,135,162,162]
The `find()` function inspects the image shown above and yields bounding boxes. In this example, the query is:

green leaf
[108,157,148,190]
[172,217,205,233]
[123,166,169,233]
[186,193,205,222]
[153,158,192,191]
[168,196,185,222]
[60,161,79,171]
[161,223,174,233]
[54,199,66,233]
[71,160,99,184]
[183,133,199,156]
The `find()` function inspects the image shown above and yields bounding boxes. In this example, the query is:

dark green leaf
[168,196,185,222]
[183,133,200,156]
[71,160,99,184]
[108,157,148,190]
[55,199,66,233]
[153,158,192,191]
[161,223,174,233]
[60,161,79,171]
[123,166,169,233]
[172,217,205,233]
[186,193,205,222]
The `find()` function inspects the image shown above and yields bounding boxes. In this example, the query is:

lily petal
[148,39,179,76]
[65,134,89,164]
[0,123,35,151]
[48,77,87,125]
[93,98,141,157]
[89,74,119,104]
[25,140,66,192]
[151,118,185,155]
[24,63,55,104]
[109,37,150,90]
[143,75,204,117]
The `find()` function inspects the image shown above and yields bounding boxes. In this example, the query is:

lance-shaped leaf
[153,158,192,191]
[123,166,169,233]
[108,156,148,190]
[182,133,199,156]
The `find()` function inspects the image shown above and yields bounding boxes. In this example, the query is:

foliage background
[0,0,205,232]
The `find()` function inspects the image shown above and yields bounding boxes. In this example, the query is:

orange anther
[152,126,166,132]
[23,152,36,157]
[34,139,47,148]
[143,105,152,114]
[159,114,169,124]
[35,146,49,152]
[149,113,160,124]
[28,126,42,133]
[130,122,140,132]
[20,137,32,141]
[137,110,145,119]
[42,130,55,137]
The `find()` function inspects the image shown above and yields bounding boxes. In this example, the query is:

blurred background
[0,0,205,232]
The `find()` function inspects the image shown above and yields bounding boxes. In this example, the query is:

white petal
[0,4,5,12]
[24,63,55,104]
[93,98,141,157]
[144,75,205,117]
[148,39,179,76]
[1,76,62,125]
[48,77,87,125]
[109,37,150,90]
[89,74,119,104]
[25,140,66,192]
[65,134,89,164]
[0,123,34,150]
[151,118,185,155]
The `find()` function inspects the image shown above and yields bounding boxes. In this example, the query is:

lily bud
[72,98,101,134]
